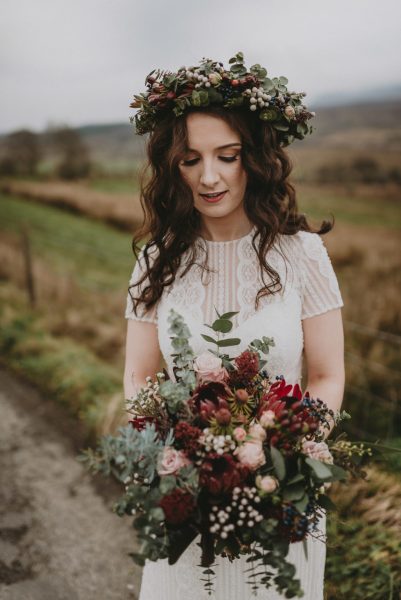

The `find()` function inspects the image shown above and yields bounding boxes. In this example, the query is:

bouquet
[80,308,372,598]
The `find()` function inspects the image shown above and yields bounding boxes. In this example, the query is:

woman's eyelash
[181,155,239,166]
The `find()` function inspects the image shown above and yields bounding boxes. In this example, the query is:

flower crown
[129,51,316,147]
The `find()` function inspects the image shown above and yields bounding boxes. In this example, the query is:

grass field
[0,192,134,290]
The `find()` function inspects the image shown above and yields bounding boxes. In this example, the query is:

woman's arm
[123,319,162,421]
[302,308,345,441]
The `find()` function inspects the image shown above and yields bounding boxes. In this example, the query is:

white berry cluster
[200,428,237,455]
[232,486,264,528]
[244,87,274,111]
[209,486,264,539]
[209,504,235,538]
[180,64,225,90]
[124,471,150,491]
[127,372,165,411]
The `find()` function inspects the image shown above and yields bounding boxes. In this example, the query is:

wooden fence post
[21,226,36,308]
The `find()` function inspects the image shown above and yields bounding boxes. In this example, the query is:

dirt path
[0,367,142,600]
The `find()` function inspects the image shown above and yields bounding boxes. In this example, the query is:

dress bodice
[125,228,344,387]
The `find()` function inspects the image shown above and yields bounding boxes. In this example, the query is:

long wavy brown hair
[129,105,333,315]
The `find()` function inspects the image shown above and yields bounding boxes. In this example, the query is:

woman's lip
[200,191,227,203]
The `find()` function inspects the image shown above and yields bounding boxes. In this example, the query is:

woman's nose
[199,160,220,187]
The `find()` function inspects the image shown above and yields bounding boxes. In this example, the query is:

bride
[123,53,345,599]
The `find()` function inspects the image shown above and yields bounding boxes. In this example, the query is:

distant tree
[0,129,41,176]
[51,126,91,180]
[350,157,384,183]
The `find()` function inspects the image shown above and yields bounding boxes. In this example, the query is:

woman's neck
[199,215,254,243]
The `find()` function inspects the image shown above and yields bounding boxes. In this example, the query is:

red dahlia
[174,422,202,456]
[159,489,196,525]
[199,453,249,495]
[229,350,260,388]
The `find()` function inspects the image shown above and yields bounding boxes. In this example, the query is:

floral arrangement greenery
[129,51,316,147]
[79,308,372,598]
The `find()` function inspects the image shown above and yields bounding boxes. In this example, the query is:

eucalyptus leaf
[282,482,305,501]
[201,334,218,345]
[212,319,233,333]
[270,445,286,481]
[293,494,309,514]
[159,475,176,494]
[216,337,241,347]
[219,311,239,320]
[305,457,332,480]
[286,473,306,485]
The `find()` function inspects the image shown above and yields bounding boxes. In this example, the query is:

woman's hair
[129,105,334,314]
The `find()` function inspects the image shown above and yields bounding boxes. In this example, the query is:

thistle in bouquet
[79,308,373,598]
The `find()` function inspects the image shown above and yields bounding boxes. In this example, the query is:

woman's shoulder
[275,230,328,264]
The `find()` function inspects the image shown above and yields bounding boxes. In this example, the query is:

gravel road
[0,367,142,600]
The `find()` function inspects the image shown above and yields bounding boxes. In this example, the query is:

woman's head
[178,111,248,232]
[130,105,333,313]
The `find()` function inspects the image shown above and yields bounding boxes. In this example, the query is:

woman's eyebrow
[187,143,242,152]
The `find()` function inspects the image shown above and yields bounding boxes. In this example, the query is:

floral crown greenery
[129,51,316,147]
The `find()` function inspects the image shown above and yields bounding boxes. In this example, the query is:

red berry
[166,91,176,100]
[231,79,239,86]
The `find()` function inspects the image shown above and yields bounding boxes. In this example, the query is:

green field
[0,193,135,291]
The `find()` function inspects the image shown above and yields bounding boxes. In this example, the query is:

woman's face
[178,112,248,224]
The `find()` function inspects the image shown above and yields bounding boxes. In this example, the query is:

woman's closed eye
[181,155,239,167]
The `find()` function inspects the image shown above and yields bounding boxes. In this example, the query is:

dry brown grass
[330,466,401,536]
[0,179,142,232]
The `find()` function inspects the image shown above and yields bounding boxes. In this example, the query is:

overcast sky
[1,0,400,134]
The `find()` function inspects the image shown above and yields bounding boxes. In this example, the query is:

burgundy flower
[159,489,196,525]
[129,416,156,431]
[189,381,232,426]
[256,379,319,454]
[235,350,260,378]
[174,422,202,456]
[199,453,249,495]
[229,350,260,388]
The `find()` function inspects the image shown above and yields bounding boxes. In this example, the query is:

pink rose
[235,441,266,470]
[249,423,266,442]
[256,475,279,493]
[259,410,276,428]
[233,427,247,442]
[284,105,295,119]
[301,440,333,465]
[193,351,228,383]
[157,447,190,476]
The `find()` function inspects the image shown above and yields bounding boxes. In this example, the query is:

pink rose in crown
[157,447,191,476]
[193,351,228,384]
[235,441,266,470]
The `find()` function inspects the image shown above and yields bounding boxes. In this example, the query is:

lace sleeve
[297,231,344,319]
[125,244,158,324]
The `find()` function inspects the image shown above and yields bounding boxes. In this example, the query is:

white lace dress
[125,227,344,600]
